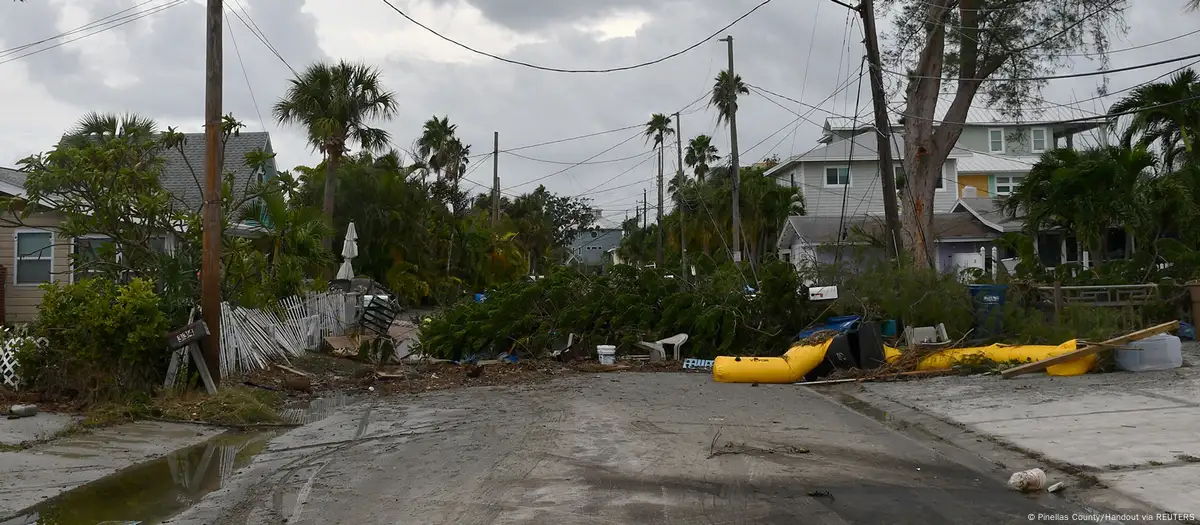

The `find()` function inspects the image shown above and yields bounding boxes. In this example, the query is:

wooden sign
[167,320,209,350]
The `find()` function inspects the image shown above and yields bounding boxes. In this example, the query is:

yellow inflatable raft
[713,338,1095,383]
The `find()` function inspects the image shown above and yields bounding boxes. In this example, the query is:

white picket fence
[219,291,349,377]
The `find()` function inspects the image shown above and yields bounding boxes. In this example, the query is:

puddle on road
[278,393,359,425]
[0,430,281,525]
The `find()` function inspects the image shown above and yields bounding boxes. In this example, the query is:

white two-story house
[770,104,1109,275]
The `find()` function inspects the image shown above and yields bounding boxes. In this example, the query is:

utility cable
[0,0,166,56]
[377,0,776,74]
[224,10,265,130]
[0,0,186,66]
[225,0,297,75]
[887,51,1200,82]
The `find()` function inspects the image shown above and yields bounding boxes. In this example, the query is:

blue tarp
[795,315,861,340]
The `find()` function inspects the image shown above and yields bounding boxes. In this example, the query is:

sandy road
[169,372,1094,525]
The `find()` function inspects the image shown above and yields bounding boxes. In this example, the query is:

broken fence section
[219,291,350,377]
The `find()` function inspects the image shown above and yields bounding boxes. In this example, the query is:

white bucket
[596,345,616,365]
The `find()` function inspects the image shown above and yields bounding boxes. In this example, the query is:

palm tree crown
[1109,68,1200,167]
[684,134,720,181]
[643,113,674,148]
[273,60,397,249]
[710,70,748,125]
[274,61,398,158]
[418,115,457,180]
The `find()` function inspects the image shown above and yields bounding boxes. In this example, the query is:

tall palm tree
[418,116,457,182]
[273,60,397,249]
[443,138,472,214]
[684,134,720,182]
[710,70,748,125]
[644,113,674,266]
[1109,68,1200,166]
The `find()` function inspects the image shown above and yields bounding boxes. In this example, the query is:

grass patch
[154,387,284,426]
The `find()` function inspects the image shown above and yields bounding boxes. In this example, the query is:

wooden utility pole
[858,0,904,258]
[720,36,742,262]
[674,111,686,280]
[656,138,664,268]
[491,131,499,227]
[643,188,648,229]
[201,0,224,384]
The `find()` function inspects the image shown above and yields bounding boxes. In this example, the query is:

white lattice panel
[1,333,50,389]
[0,344,19,388]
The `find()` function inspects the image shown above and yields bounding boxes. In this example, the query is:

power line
[0,0,166,56]
[503,130,645,191]
[466,93,710,159]
[224,9,265,130]
[577,153,660,196]
[886,51,1200,82]
[0,0,187,66]
[898,7,1200,58]
[376,0,776,74]
[504,149,652,166]
[224,0,297,75]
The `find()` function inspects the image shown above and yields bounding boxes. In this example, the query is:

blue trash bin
[968,284,1007,337]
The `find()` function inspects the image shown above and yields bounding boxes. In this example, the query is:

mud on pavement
[168,372,1119,525]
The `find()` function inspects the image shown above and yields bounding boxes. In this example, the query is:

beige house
[0,131,277,324]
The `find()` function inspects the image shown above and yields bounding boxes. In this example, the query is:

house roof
[778,211,1003,249]
[896,95,1110,127]
[951,197,1024,232]
[765,133,974,177]
[0,166,26,195]
[956,153,1041,173]
[0,132,274,213]
[160,131,274,213]
[592,216,622,230]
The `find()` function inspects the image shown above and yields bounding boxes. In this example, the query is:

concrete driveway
[170,373,1103,525]
[854,348,1200,522]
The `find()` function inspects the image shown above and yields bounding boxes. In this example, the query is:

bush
[418,261,815,360]
[834,259,975,338]
[17,278,170,403]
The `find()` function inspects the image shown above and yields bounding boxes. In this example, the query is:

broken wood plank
[797,369,955,386]
[274,363,311,378]
[188,343,218,395]
[1000,321,1179,379]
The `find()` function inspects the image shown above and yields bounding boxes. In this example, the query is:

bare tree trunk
[322,152,340,251]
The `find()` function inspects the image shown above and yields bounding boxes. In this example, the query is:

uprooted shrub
[17,278,170,403]
[417,261,816,361]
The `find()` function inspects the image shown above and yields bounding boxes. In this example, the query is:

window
[994,175,1024,196]
[989,129,1005,153]
[1031,128,1048,153]
[825,167,850,186]
[591,231,597,238]
[15,231,53,285]
[73,236,113,282]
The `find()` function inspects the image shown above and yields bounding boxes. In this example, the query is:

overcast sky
[1,0,1197,218]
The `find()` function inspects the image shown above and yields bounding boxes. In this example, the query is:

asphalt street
[169,372,1101,525]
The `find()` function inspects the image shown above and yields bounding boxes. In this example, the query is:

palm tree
[710,70,748,125]
[1109,69,1200,166]
[273,60,397,249]
[439,137,472,215]
[1003,146,1157,264]
[67,112,158,141]
[644,113,674,266]
[417,116,457,182]
[684,134,720,182]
